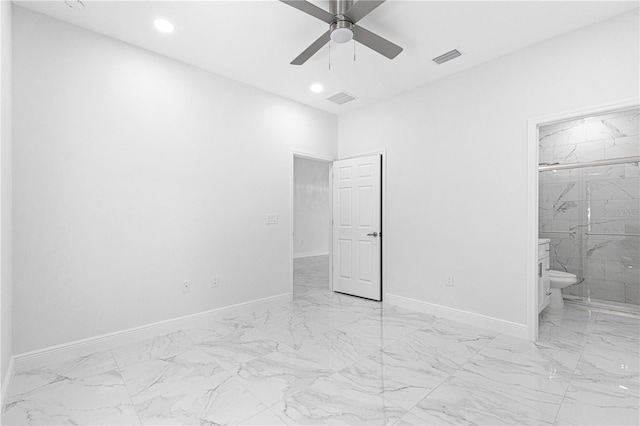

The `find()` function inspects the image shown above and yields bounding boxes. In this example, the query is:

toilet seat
[549,270,578,284]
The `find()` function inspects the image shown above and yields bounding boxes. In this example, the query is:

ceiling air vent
[433,49,462,65]
[326,92,357,105]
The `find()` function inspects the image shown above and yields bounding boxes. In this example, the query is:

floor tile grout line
[549,306,599,425]
[108,348,144,426]
[392,334,498,421]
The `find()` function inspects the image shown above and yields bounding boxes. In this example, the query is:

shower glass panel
[539,107,639,309]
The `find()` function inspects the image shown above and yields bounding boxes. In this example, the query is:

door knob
[367,232,379,237]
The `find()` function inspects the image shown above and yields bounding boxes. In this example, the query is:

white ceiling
[16,0,639,115]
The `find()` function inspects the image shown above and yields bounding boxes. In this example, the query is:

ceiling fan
[280,0,403,65]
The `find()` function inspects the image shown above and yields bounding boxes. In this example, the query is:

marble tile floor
[2,255,639,425]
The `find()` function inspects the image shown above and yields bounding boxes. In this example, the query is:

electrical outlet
[265,214,278,224]
[182,280,191,293]
[446,275,454,287]
[212,275,219,288]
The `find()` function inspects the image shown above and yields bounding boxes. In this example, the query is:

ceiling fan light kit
[281,0,403,65]
[330,21,354,43]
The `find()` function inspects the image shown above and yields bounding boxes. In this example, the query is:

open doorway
[292,155,332,300]
[526,98,639,341]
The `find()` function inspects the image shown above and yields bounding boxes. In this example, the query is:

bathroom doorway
[528,100,640,340]
[538,108,639,312]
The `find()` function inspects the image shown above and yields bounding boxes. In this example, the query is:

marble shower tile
[551,200,581,220]
[604,259,639,283]
[119,347,224,404]
[539,143,554,164]
[584,279,628,304]
[605,135,640,159]
[582,164,627,181]
[539,120,587,149]
[134,373,267,425]
[540,168,582,184]
[625,283,640,304]
[595,112,640,139]
[585,237,639,262]
[234,347,333,406]
[625,162,640,178]
[587,178,639,201]
[550,238,582,263]
[540,182,580,204]
[554,140,605,164]
[584,258,607,280]
[270,372,406,425]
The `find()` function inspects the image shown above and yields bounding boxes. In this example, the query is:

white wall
[12,7,337,354]
[338,10,639,326]
[0,0,13,388]
[293,157,331,258]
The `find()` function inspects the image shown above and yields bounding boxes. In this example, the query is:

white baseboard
[14,293,291,374]
[385,293,529,340]
[1,356,15,406]
[293,251,329,259]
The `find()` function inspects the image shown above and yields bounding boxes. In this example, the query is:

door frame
[525,97,639,341]
[334,150,388,300]
[290,150,336,300]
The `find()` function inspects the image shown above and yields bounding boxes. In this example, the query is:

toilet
[548,270,579,308]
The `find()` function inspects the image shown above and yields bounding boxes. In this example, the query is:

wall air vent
[432,49,462,65]
[326,91,357,105]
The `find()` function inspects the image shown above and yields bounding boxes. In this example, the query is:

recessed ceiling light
[310,83,324,94]
[154,19,175,34]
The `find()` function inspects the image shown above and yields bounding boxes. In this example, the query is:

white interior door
[332,155,382,301]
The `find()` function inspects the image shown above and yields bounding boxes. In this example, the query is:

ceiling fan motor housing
[330,18,354,43]
[329,0,354,43]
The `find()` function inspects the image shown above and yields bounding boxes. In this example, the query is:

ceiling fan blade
[353,25,403,59]
[344,0,386,23]
[279,0,334,24]
[291,31,331,65]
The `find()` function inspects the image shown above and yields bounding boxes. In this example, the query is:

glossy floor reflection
[3,255,639,425]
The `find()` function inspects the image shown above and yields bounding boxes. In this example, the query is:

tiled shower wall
[539,108,639,305]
